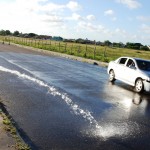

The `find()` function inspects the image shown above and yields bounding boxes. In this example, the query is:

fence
[2,36,150,62]
[0,36,112,62]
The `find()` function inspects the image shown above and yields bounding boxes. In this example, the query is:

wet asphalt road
[0,45,150,150]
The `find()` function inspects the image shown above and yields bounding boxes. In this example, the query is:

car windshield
[136,59,150,71]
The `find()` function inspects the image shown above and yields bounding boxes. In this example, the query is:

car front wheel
[109,70,116,82]
[135,79,144,93]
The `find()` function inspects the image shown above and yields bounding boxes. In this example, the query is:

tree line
[0,29,149,51]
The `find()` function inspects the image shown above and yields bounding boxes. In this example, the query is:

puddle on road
[86,121,140,140]
[0,66,140,140]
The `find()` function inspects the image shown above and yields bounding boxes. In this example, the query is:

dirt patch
[0,113,15,150]
[0,102,30,150]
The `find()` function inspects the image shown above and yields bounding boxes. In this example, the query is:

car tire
[135,79,144,93]
[109,70,116,82]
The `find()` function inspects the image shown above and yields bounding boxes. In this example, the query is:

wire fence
[0,36,111,62]
[1,36,150,62]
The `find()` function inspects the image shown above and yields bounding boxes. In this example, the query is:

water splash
[0,66,101,129]
[0,66,139,139]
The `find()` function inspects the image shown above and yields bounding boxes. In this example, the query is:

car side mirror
[130,66,136,70]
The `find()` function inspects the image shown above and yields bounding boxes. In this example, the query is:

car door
[124,59,137,85]
[115,57,128,80]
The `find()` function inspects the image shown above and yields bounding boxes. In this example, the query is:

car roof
[119,57,150,62]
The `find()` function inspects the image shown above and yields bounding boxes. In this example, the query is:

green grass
[0,109,31,150]
[1,36,150,62]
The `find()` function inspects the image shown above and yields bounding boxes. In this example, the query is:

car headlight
[146,77,150,82]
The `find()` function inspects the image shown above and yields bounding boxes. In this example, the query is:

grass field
[1,36,150,62]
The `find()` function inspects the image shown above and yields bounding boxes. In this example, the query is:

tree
[104,40,112,46]
[75,38,86,44]
[140,46,149,51]
[126,42,142,50]
[0,30,6,35]
[5,30,11,35]
[13,30,20,36]
[28,33,37,38]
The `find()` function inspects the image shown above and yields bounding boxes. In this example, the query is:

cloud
[66,1,82,11]
[115,28,126,34]
[72,13,83,20]
[116,0,141,9]
[40,3,65,12]
[86,15,96,21]
[137,16,150,22]
[0,0,83,34]
[67,14,96,22]
[77,21,109,34]
[42,14,64,23]
[78,22,97,31]
[104,9,117,21]
[104,9,114,16]
[67,13,83,21]
[141,24,150,34]
[111,17,117,21]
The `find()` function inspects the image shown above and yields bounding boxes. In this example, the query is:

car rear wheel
[135,79,144,93]
[109,70,116,82]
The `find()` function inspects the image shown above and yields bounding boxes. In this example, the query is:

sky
[0,0,150,45]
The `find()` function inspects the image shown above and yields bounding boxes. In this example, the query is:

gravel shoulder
[0,113,15,150]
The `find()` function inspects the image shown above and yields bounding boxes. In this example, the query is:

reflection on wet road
[0,52,150,150]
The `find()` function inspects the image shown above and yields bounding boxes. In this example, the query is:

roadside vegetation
[0,30,150,63]
[0,101,31,150]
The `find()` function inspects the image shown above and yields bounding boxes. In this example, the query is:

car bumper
[143,80,150,92]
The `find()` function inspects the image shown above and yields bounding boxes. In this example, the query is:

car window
[126,59,135,68]
[136,60,150,71]
[119,58,127,65]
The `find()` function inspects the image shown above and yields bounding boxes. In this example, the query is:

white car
[107,57,150,93]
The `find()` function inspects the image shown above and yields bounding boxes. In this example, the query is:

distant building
[36,35,52,40]
[96,41,105,46]
[22,34,52,39]
[52,36,63,41]
[63,39,75,42]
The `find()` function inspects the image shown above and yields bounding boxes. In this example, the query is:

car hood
[139,70,150,78]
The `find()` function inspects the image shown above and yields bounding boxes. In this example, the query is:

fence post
[84,44,87,57]
[78,45,80,55]
[70,44,73,54]
[38,40,40,48]
[25,38,27,45]
[54,42,56,49]
[23,38,24,45]
[42,39,43,49]
[49,40,51,50]
[59,42,60,52]
[34,39,36,47]
[65,43,67,52]
[31,38,33,47]
[45,40,47,49]
[104,47,107,57]
[93,42,96,59]
[94,46,96,59]
[8,36,10,45]
[2,37,4,44]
